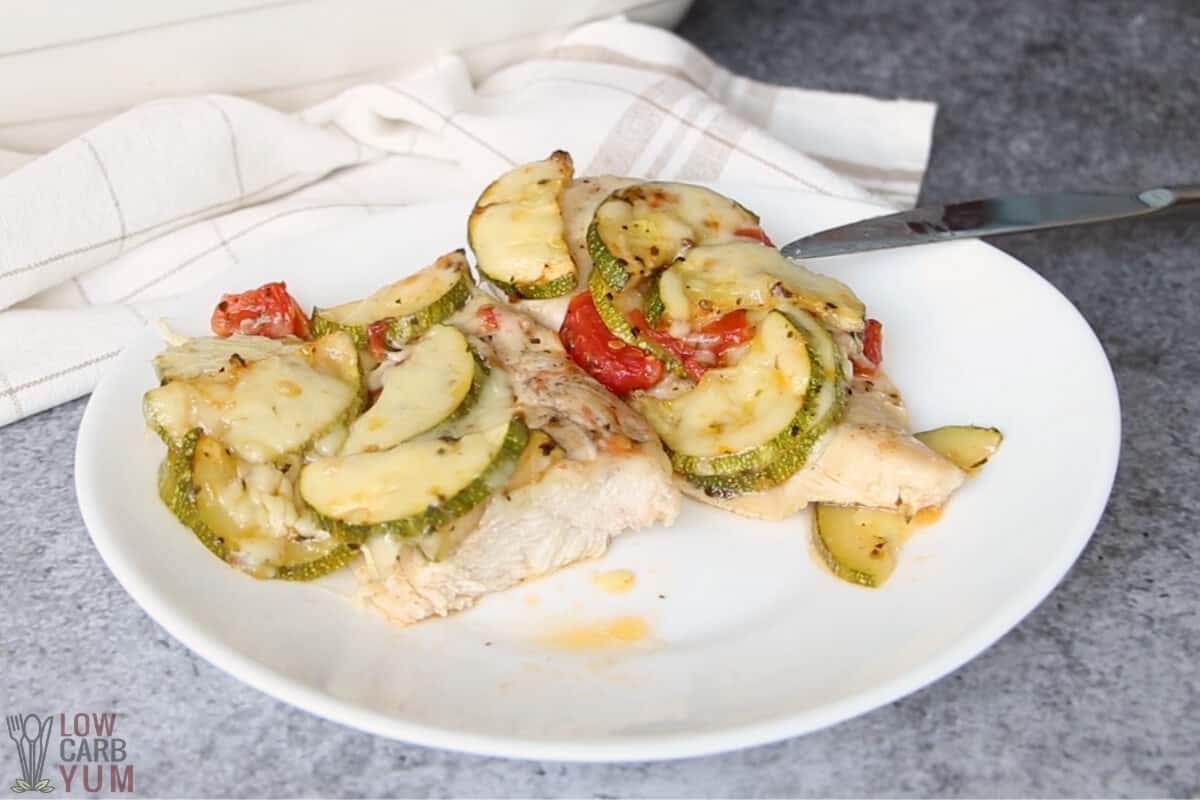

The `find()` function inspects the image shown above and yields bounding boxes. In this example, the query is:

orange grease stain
[545,616,649,650]
[592,569,636,594]
[912,506,943,527]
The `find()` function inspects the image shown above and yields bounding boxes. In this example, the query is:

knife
[780,184,1200,259]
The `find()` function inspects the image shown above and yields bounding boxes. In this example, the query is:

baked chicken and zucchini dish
[142,150,1002,624]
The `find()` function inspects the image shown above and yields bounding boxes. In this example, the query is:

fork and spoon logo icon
[6,714,54,793]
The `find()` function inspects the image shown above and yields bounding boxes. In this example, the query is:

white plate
[75,185,1120,762]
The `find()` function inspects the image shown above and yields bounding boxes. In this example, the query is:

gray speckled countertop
[3,1,1198,796]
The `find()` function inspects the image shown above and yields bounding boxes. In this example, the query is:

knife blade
[781,185,1200,259]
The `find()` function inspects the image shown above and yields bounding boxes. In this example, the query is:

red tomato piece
[853,318,884,376]
[628,310,704,381]
[634,308,754,381]
[211,281,310,339]
[734,225,774,246]
[477,304,500,332]
[560,293,664,394]
[692,309,754,355]
[366,320,391,361]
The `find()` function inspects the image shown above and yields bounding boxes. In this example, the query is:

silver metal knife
[781,184,1200,259]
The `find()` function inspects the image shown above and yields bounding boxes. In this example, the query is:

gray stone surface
[2,0,1197,796]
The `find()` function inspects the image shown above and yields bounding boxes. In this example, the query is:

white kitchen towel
[0,17,936,428]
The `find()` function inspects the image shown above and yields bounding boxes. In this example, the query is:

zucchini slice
[637,311,812,476]
[301,356,525,541]
[410,429,564,562]
[812,504,910,588]
[299,417,529,540]
[642,270,667,327]
[588,182,760,290]
[915,425,1003,472]
[680,308,848,492]
[310,250,472,348]
[658,241,866,332]
[422,357,518,440]
[468,151,578,299]
[153,334,295,383]
[415,503,488,562]
[340,325,485,456]
[158,430,359,580]
[588,269,687,376]
[144,331,362,464]
[504,428,566,492]
[387,430,565,563]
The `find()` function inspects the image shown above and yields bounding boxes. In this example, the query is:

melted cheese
[319,251,467,325]
[593,181,759,273]
[560,176,637,277]
[469,152,575,287]
[341,325,477,455]
[423,363,515,439]
[661,241,866,332]
[190,436,331,576]
[639,312,811,457]
[299,422,510,525]
[144,332,359,463]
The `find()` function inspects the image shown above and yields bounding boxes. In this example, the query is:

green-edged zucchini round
[657,241,866,332]
[669,307,848,494]
[301,357,527,540]
[143,331,363,464]
[310,250,473,349]
[152,334,295,383]
[413,427,566,562]
[812,503,910,588]
[420,354,519,440]
[587,182,760,290]
[588,269,687,376]
[372,428,565,564]
[299,416,529,541]
[340,325,487,456]
[468,151,579,299]
[642,269,667,327]
[158,429,360,580]
[637,311,812,477]
[414,503,488,563]
[914,425,1003,473]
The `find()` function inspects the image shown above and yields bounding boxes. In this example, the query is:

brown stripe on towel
[674,109,749,182]
[585,77,693,176]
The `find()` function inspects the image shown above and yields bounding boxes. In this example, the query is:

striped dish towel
[0,17,936,428]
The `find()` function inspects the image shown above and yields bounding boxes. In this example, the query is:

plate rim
[74,186,1121,762]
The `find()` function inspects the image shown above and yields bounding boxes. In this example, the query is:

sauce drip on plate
[912,506,943,527]
[545,616,649,650]
[592,569,636,594]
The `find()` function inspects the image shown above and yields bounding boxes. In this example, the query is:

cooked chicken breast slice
[683,371,964,519]
[355,296,679,625]
[359,449,676,624]
[498,175,636,331]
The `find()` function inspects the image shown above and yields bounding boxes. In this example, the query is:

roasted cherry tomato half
[560,292,664,394]
[211,281,310,339]
[853,318,884,376]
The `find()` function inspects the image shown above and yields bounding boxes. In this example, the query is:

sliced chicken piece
[498,175,636,331]
[683,371,964,520]
[356,296,679,625]
[359,447,675,623]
